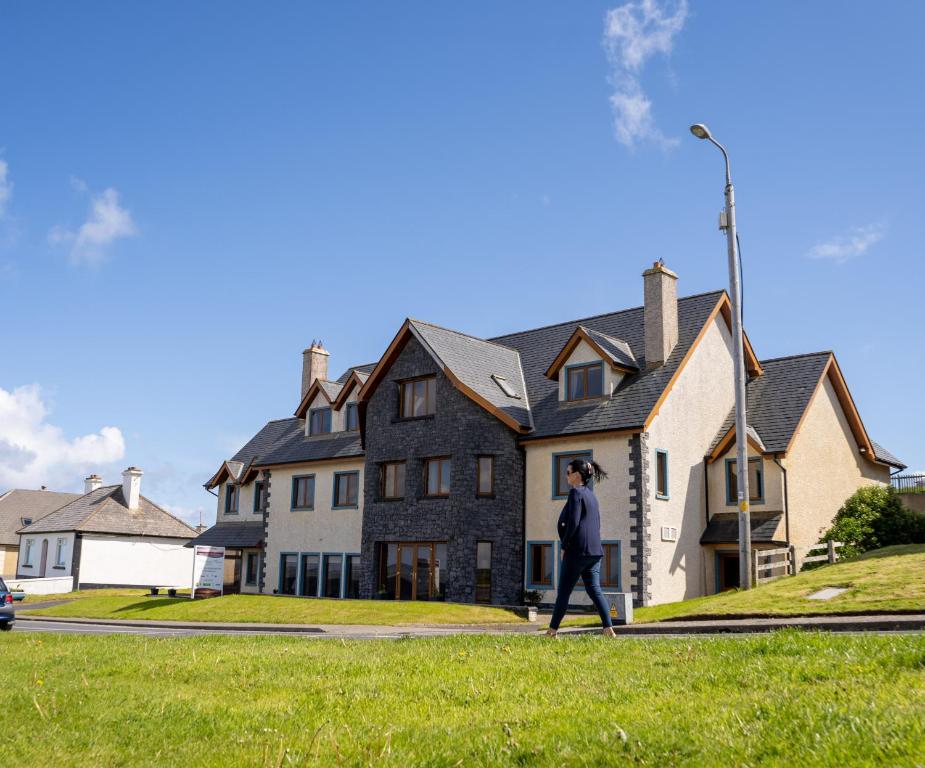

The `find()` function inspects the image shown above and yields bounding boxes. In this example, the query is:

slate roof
[870,441,906,470]
[409,319,533,430]
[230,417,364,469]
[336,364,376,385]
[581,327,638,370]
[700,512,785,545]
[0,489,81,546]
[187,521,264,549]
[18,486,197,538]
[316,380,342,402]
[709,352,832,455]
[490,291,726,439]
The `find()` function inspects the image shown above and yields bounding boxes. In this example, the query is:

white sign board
[191,545,225,598]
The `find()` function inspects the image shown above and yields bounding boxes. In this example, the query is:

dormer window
[399,376,436,418]
[566,363,603,401]
[309,407,332,436]
[345,402,359,431]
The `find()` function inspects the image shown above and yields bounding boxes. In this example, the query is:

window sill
[20,564,32,569]
[656,494,670,501]
[291,507,315,512]
[420,495,450,500]
[52,565,66,570]
[378,497,405,503]
[392,415,436,424]
[526,584,553,591]
[476,494,496,500]
[332,505,359,510]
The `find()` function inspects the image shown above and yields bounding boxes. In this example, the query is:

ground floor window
[345,554,361,599]
[601,542,621,589]
[377,542,447,600]
[323,554,343,598]
[527,542,554,588]
[300,554,320,597]
[245,552,260,586]
[475,541,492,603]
[279,554,298,595]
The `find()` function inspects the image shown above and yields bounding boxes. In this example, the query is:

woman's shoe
[601,627,617,638]
[545,629,559,639]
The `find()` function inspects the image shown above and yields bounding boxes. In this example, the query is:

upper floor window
[424,457,451,497]
[477,456,494,497]
[552,451,592,498]
[225,484,239,515]
[655,450,669,499]
[726,458,764,505]
[291,475,315,510]
[345,402,359,431]
[333,471,360,508]
[400,376,436,418]
[253,481,267,513]
[566,363,603,401]
[527,542,554,588]
[380,461,406,500]
[309,407,332,436]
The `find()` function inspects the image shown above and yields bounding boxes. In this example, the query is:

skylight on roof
[491,374,520,399]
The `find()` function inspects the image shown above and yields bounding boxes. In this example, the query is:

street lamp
[690,122,752,590]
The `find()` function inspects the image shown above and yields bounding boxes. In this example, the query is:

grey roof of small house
[870,441,906,470]
[18,486,197,538]
[336,364,376,385]
[580,327,638,370]
[229,417,364,469]
[409,319,534,430]
[709,352,832,455]
[186,521,264,549]
[490,291,726,439]
[700,512,785,545]
[0,489,81,546]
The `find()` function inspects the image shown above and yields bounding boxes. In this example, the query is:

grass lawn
[568,544,925,628]
[23,592,527,625]
[2,631,923,766]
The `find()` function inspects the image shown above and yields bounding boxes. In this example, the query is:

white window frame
[55,537,67,567]
[23,538,34,566]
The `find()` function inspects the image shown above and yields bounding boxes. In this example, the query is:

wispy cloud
[603,0,688,149]
[49,183,137,266]
[806,223,886,264]
[0,159,12,218]
[0,383,125,491]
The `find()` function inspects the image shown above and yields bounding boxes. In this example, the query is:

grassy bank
[2,631,923,766]
[24,592,526,625]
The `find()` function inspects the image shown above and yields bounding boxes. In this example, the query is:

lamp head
[689,123,712,140]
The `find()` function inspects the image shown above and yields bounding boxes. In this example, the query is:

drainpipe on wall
[773,456,790,545]
[703,457,711,526]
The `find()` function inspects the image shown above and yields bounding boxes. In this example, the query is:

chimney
[301,339,330,399]
[84,474,103,494]
[643,261,679,367]
[121,466,143,511]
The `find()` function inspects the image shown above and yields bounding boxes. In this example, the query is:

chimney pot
[84,474,103,494]
[643,262,679,367]
[121,466,143,511]
[301,340,330,400]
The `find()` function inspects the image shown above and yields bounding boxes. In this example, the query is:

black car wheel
[0,622,12,632]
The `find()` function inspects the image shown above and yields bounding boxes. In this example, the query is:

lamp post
[690,123,752,590]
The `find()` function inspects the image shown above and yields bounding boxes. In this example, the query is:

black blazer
[557,485,604,557]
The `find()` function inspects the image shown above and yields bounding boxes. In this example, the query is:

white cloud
[0,159,12,218]
[162,504,211,529]
[0,384,125,491]
[49,184,137,267]
[603,0,688,149]
[806,223,886,264]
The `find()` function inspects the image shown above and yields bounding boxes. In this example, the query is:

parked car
[0,577,14,631]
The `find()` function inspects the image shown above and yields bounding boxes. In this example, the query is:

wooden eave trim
[544,327,637,380]
[293,380,335,419]
[442,368,531,434]
[356,319,413,404]
[826,354,875,458]
[718,295,763,377]
[252,455,366,472]
[706,428,767,464]
[518,427,639,446]
[332,374,361,410]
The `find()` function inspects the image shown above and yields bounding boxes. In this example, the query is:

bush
[522,589,543,607]
[821,485,925,558]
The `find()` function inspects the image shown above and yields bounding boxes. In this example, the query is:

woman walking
[546,458,616,638]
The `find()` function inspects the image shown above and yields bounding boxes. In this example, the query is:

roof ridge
[759,350,833,364]
[409,318,519,354]
[488,290,725,341]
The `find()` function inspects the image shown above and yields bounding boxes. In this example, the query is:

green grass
[2,631,923,766]
[567,544,925,628]
[24,592,526,625]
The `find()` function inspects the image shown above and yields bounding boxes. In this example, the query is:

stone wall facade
[360,336,524,604]
[628,432,652,607]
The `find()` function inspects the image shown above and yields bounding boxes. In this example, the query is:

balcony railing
[891,474,925,494]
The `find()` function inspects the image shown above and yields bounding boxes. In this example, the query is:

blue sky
[1,1,922,525]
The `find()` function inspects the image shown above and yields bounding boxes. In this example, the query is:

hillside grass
[2,631,923,767]
[23,592,526,625]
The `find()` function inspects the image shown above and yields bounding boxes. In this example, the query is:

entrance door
[378,542,446,600]
[717,552,740,592]
[39,539,48,577]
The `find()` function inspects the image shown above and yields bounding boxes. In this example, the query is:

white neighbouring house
[16,468,198,590]
[0,488,81,577]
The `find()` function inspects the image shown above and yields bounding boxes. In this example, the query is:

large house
[194,262,904,606]
[16,467,198,590]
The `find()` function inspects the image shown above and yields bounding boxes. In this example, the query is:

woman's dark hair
[567,458,608,485]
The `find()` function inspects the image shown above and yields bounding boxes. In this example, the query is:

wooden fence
[752,541,843,585]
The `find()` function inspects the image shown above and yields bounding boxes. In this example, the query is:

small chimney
[84,474,103,494]
[301,339,330,399]
[643,261,679,367]
[121,466,143,511]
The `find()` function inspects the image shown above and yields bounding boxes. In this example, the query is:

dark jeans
[549,553,613,630]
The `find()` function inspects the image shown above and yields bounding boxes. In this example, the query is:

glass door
[378,542,447,601]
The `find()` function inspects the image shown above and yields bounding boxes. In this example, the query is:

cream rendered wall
[645,315,736,604]
[784,375,889,566]
[78,534,194,587]
[216,479,263,522]
[303,388,359,436]
[557,340,624,400]
[239,549,262,594]
[707,445,784,518]
[16,532,74,579]
[524,433,633,605]
[263,458,364,593]
[0,545,17,577]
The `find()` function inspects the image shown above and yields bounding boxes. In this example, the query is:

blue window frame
[345,403,359,431]
[344,553,361,599]
[724,457,765,505]
[555,540,621,594]
[333,471,360,509]
[564,362,604,401]
[321,553,344,598]
[655,450,669,500]
[526,541,555,590]
[309,407,332,436]
[224,484,239,515]
[551,450,593,499]
[298,552,320,597]
[278,552,298,595]
[291,475,315,510]
[253,481,266,513]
